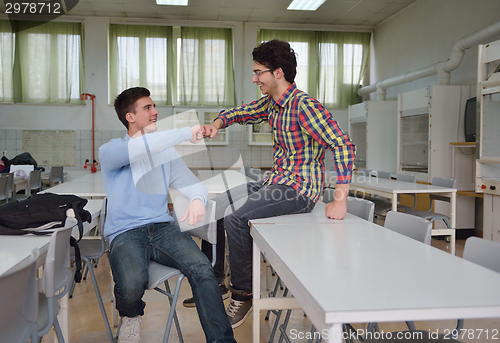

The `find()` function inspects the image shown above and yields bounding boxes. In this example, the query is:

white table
[42,172,105,198]
[169,169,250,199]
[348,177,458,254]
[0,199,103,343]
[250,202,500,343]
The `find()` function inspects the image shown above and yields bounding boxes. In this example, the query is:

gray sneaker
[183,283,230,308]
[226,297,252,328]
[118,316,142,343]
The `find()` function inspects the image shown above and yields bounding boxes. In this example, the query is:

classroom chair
[0,249,39,343]
[49,166,65,187]
[36,217,79,343]
[69,197,114,343]
[0,175,9,204]
[13,170,42,201]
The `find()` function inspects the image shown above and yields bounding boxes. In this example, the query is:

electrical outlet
[1,150,5,157]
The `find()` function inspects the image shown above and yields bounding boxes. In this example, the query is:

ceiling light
[156,0,188,5]
[287,0,326,11]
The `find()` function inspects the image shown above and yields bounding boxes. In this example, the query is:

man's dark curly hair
[114,87,151,129]
[252,39,297,84]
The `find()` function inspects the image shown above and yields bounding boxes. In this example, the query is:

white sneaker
[118,316,142,343]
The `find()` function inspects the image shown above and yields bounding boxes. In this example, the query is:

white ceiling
[61,0,418,27]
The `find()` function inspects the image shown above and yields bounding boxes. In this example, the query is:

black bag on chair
[0,193,92,282]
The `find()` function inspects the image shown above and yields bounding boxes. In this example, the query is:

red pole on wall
[80,93,99,173]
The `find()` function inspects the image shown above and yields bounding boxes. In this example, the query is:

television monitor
[464,97,477,142]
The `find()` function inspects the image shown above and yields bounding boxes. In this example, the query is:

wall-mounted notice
[22,130,76,167]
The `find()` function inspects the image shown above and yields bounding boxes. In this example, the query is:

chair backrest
[0,249,39,343]
[41,217,77,298]
[396,173,416,183]
[375,170,391,179]
[9,164,34,175]
[323,190,375,222]
[346,196,375,222]
[384,211,432,245]
[172,196,217,245]
[49,166,64,186]
[463,237,500,274]
[27,170,42,193]
[97,197,108,236]
[6,172,14,195]
[0,175,8,201]
[429,177,456,203]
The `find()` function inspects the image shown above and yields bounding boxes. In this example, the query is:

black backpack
[0,193,92,282]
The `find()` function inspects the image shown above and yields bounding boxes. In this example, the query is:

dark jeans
[202,181,315,293]
[109,222,236,343]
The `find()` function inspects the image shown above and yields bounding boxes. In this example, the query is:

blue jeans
[109,222,236,343]
[211,181,315,293]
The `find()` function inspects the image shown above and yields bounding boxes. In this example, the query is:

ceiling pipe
[359,20,500,100]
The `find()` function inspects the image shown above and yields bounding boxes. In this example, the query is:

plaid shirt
[217,83,356,202]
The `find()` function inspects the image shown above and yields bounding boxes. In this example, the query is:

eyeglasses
[253,69,272,77]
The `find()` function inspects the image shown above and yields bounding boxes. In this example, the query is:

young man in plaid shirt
[199,39,356,328]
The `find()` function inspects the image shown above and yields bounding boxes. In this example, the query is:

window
[178,27,236,107]
[109,24,236,107]
[0,20,84,104]
[109,24,174,105]
[259,30,370,108]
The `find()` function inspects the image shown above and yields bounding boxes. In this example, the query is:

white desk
[42,172,105,198]
[169,169,250,199]
[0,199,103,343]
[349,177,458,254]
[250,202,500,343]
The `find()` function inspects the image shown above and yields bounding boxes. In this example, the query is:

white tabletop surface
[169,169,250,199]
[350,177,457,194]
[0,199,103,276]
[250,206,500,341]
[42,172,105,197]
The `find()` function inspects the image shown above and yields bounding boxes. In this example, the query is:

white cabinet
[398,85,472,184]
[398,85,475,230]
[475,38,500,243]
[348,101,397,173]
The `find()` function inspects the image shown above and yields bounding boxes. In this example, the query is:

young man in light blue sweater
[99,87,236,343]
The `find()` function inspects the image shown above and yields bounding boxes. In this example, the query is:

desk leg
[252,241,261,343]
[56,293,70,343]
[450,192,457,255]
[327,323,343,343]
[392,194,398,212]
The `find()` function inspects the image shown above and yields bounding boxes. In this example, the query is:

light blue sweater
[99,127,208,242]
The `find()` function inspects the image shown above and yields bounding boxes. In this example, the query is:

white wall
[369,0,500,100]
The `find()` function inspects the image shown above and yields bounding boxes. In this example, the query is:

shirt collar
[273,82,298,108]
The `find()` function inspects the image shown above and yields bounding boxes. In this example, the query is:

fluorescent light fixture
[156,0,188,5]
[287,0,326,11]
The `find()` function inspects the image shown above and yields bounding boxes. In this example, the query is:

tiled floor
[41,237,499,343]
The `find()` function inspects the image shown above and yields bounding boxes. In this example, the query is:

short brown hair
[114,87,151,129]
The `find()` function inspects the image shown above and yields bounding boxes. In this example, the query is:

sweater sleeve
[100,127,192,171]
